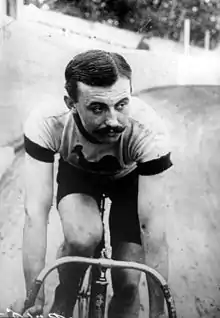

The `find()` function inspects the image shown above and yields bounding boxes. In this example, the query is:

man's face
[73,77,131,143]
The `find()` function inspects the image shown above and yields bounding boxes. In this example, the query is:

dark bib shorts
[56,157,141,245]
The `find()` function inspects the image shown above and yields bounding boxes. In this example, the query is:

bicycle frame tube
[24,256,177,318]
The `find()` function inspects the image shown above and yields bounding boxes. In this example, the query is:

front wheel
[77,295,90,318]
[75,267,92,318]
[75,266,109,318]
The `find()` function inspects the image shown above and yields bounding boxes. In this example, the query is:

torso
[24,96,170,179]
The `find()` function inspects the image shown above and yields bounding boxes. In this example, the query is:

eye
[116,100,128,111]
[91,104,104,114]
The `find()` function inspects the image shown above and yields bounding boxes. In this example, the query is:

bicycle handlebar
[24,256,177,318]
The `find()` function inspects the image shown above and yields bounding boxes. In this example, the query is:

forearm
[22,210,48,296]
[138,173,171,279]
[138,173,171,317]
[139,206,168,278]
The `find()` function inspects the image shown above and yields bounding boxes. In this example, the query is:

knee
[58,194,103,255]
[65,223,103,256]
[114,271,140,303]
[116,282,139,304]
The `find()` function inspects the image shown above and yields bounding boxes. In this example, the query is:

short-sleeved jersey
[24,96,173,178]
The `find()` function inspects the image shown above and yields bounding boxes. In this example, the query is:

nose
[105,109,119,127]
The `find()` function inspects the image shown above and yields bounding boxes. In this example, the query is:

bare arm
[138,170,172,317]
[22,153,54,300]
[138,171,172,276]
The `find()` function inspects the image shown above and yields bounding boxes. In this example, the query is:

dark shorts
[56,157,141,245]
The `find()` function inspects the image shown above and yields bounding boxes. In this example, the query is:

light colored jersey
[24,96,172,178]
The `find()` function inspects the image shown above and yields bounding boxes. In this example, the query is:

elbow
[24,200,52,226]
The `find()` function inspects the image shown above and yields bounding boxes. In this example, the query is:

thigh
[56,158,103,246]
[109,169,142,245]
[56,157,103,207]
[58,194,102,245]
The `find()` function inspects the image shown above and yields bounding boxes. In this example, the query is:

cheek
[77,107,101,128]
[84,114,104,129]
[118,111,129,126]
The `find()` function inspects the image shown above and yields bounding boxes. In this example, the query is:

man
[22,49,173,318]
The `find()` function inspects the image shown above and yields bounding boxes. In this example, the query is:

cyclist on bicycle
[20,49,173,318]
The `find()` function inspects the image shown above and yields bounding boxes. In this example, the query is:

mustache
[94,125,125,135]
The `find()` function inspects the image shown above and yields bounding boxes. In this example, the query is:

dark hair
[64,49,132,102]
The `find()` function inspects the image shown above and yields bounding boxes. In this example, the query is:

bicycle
[23,194,177,318]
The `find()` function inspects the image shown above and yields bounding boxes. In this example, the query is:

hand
[8,292,44,317]
[22,303,44,318]
[23,292,45,318]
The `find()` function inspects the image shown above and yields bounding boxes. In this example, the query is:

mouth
[106,130,121,137]
[95,127,125,138]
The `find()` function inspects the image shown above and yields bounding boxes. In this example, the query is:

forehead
[78,77,131,103]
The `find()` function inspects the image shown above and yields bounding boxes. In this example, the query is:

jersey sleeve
[23,108,56,162]
[129,97,173,175]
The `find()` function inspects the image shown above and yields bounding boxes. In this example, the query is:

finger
[23,305,43,318]
[6,306,24,318]
[30,304,43,315]
[9,298,25,314]
[23,310,32,318]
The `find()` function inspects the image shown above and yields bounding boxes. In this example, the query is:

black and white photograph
[0,0,220,317]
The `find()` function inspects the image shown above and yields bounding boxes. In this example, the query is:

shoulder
[24,104,72,155]
[24,104,70,133]
[25,104,70,123]
[127,97,173,174]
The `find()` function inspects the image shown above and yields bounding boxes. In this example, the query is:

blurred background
[0,1,220,318]
[24,0,220,49]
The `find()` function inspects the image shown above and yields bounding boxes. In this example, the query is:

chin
[101,135,121,143]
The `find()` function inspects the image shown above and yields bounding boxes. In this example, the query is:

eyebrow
[115,97,129,106]
[87,97,129,108]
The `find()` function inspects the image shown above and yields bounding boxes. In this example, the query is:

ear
[64,95,76,111]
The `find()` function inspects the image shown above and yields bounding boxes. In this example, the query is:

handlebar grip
[23,280,42,311]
